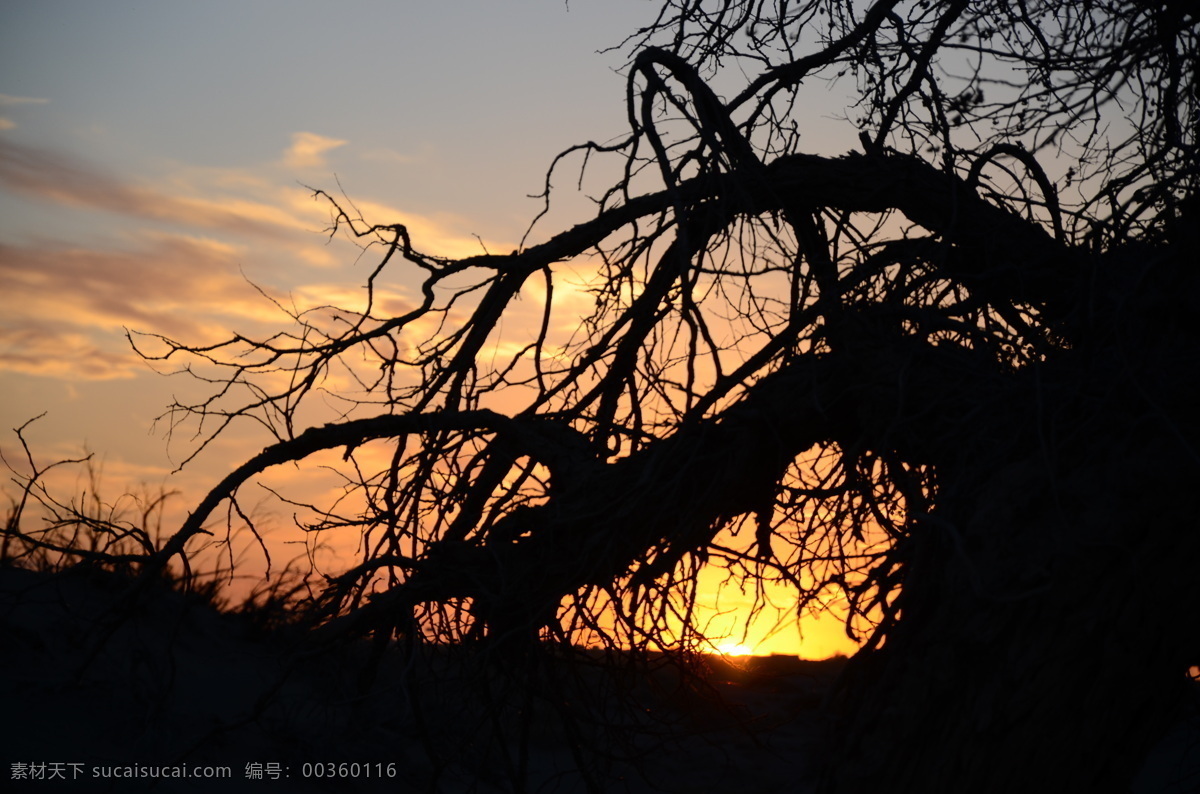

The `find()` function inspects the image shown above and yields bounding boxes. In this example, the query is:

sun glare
[714,642,756,656]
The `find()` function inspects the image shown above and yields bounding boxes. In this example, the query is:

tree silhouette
[10,1,1197,791]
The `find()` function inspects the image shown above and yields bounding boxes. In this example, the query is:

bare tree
[15,1,1197,791]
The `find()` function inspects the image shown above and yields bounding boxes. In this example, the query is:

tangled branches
[103,1,1194,665]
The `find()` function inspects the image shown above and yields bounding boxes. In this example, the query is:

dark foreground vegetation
[2,539,854,793]
[1,549,1195,792]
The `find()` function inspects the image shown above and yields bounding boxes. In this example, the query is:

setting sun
[714,642,756,657]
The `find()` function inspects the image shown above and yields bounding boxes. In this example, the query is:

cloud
[282,132,348,170]
[0,137,526,386]
[0,228,418,384]
[0,94,49,130]
[0,138,299,240]
[0,232,281,349]
[0,326,141,381]
[0,138,514,267]
[0,94,50,106]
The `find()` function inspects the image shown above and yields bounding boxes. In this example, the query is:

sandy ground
[2,565,1196,793]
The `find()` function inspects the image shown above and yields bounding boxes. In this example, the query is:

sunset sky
[0,0,859,658]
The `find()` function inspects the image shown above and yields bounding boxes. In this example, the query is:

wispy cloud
[0,326,141,380]
[0,232,281,351]
[0,94,49,130]
[0,139,301,240]
[0,136,520,385]
[282,132,347,170]
[0,94,50,106]
[0,138,504,259]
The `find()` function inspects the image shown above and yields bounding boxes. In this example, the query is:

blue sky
[0,0,858,658]
[1,0,649,451]
[1,1,649,240]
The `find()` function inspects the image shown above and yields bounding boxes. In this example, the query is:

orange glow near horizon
[3,436,863,662]
[1,415,866,663]
[713,642,756,656]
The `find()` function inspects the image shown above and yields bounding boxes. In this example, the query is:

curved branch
[967,143,1064,243]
